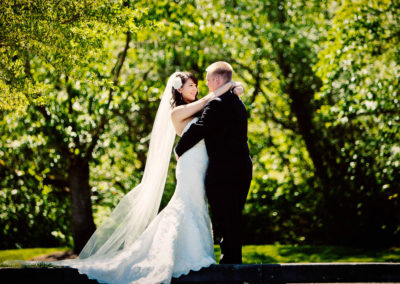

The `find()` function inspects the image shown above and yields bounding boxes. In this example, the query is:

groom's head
[206,61,233,92]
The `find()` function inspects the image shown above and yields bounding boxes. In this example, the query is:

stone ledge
[1,267,97,284]
[1,263,400,283]
[173,263,400,283]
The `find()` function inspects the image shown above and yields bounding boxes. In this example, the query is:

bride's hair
[170,72,198,108]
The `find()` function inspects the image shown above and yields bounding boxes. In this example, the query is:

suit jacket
[175,89,252,185]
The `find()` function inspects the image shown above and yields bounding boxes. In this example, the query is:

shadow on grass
[244,252,279,264]
[276,245,400,263]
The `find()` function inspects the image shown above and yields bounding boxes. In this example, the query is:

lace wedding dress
[56,117,215,284]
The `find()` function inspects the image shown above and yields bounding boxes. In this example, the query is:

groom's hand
[175,151,180,160]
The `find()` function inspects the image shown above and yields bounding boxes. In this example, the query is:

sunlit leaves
[0,0,148,114]
[313,0,400,244]
[1,0,399,248]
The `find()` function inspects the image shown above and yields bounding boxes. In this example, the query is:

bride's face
[179,79,198,104]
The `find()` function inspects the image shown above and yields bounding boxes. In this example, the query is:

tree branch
[230,57,257,80]
[43,176,70,192]
[258,87,298,131]
[85,31,131,161]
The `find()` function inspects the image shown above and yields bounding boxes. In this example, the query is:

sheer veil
[78,73,178,259]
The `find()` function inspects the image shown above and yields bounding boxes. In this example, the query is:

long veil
[78,73,178,259]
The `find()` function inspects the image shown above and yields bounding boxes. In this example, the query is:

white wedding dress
[56,117,215,284]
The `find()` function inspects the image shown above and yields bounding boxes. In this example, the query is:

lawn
[1,245,399,267]
[239,244,400,264]
[0,247,69,264]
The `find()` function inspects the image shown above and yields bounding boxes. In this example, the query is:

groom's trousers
[206,163,252,264]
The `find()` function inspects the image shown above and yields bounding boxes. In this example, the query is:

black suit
[175,89,252,264]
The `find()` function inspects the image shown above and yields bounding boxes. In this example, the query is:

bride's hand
[232,82,244,96]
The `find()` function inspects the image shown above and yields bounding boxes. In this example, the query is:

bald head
[205,61,233,92]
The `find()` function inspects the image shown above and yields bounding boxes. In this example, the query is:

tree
[0,0,144,113]
[207,0,335,243]
[0,0,153,252]
[315,0,400,245]
[1,0,399,250]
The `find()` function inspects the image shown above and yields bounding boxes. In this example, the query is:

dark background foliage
[1,0,399,251]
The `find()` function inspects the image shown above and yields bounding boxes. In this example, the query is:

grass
[223,244,400,264]
[0,247,69,267]
[1,245,399,267]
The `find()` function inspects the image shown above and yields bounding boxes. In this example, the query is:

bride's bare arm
[171,81,233,122]
[171,81,235,135]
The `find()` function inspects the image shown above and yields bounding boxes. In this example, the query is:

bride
[43,72,243,284]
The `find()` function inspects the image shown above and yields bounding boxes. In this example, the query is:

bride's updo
[170,72,198,108]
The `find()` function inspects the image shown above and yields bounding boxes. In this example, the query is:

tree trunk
[287,88,330,184]
[68,157,96,254]
[271,0,331,188]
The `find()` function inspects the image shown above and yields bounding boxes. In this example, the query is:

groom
[175,61,252,264]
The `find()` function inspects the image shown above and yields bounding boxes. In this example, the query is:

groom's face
[206,72,220,92]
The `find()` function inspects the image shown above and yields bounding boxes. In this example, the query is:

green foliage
[0,113,72,248]
[215,0,332,244]
[1,0,399,249]
[314,0,400,245]
[0,0,155,248]
[0,0,149,113]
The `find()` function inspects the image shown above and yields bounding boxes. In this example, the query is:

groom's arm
[175,98,223,157]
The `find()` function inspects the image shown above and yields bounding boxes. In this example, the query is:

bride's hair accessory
[172,76,183,90]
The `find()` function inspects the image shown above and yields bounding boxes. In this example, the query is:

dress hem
[52,259,217,284]
[172,259,216,278]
